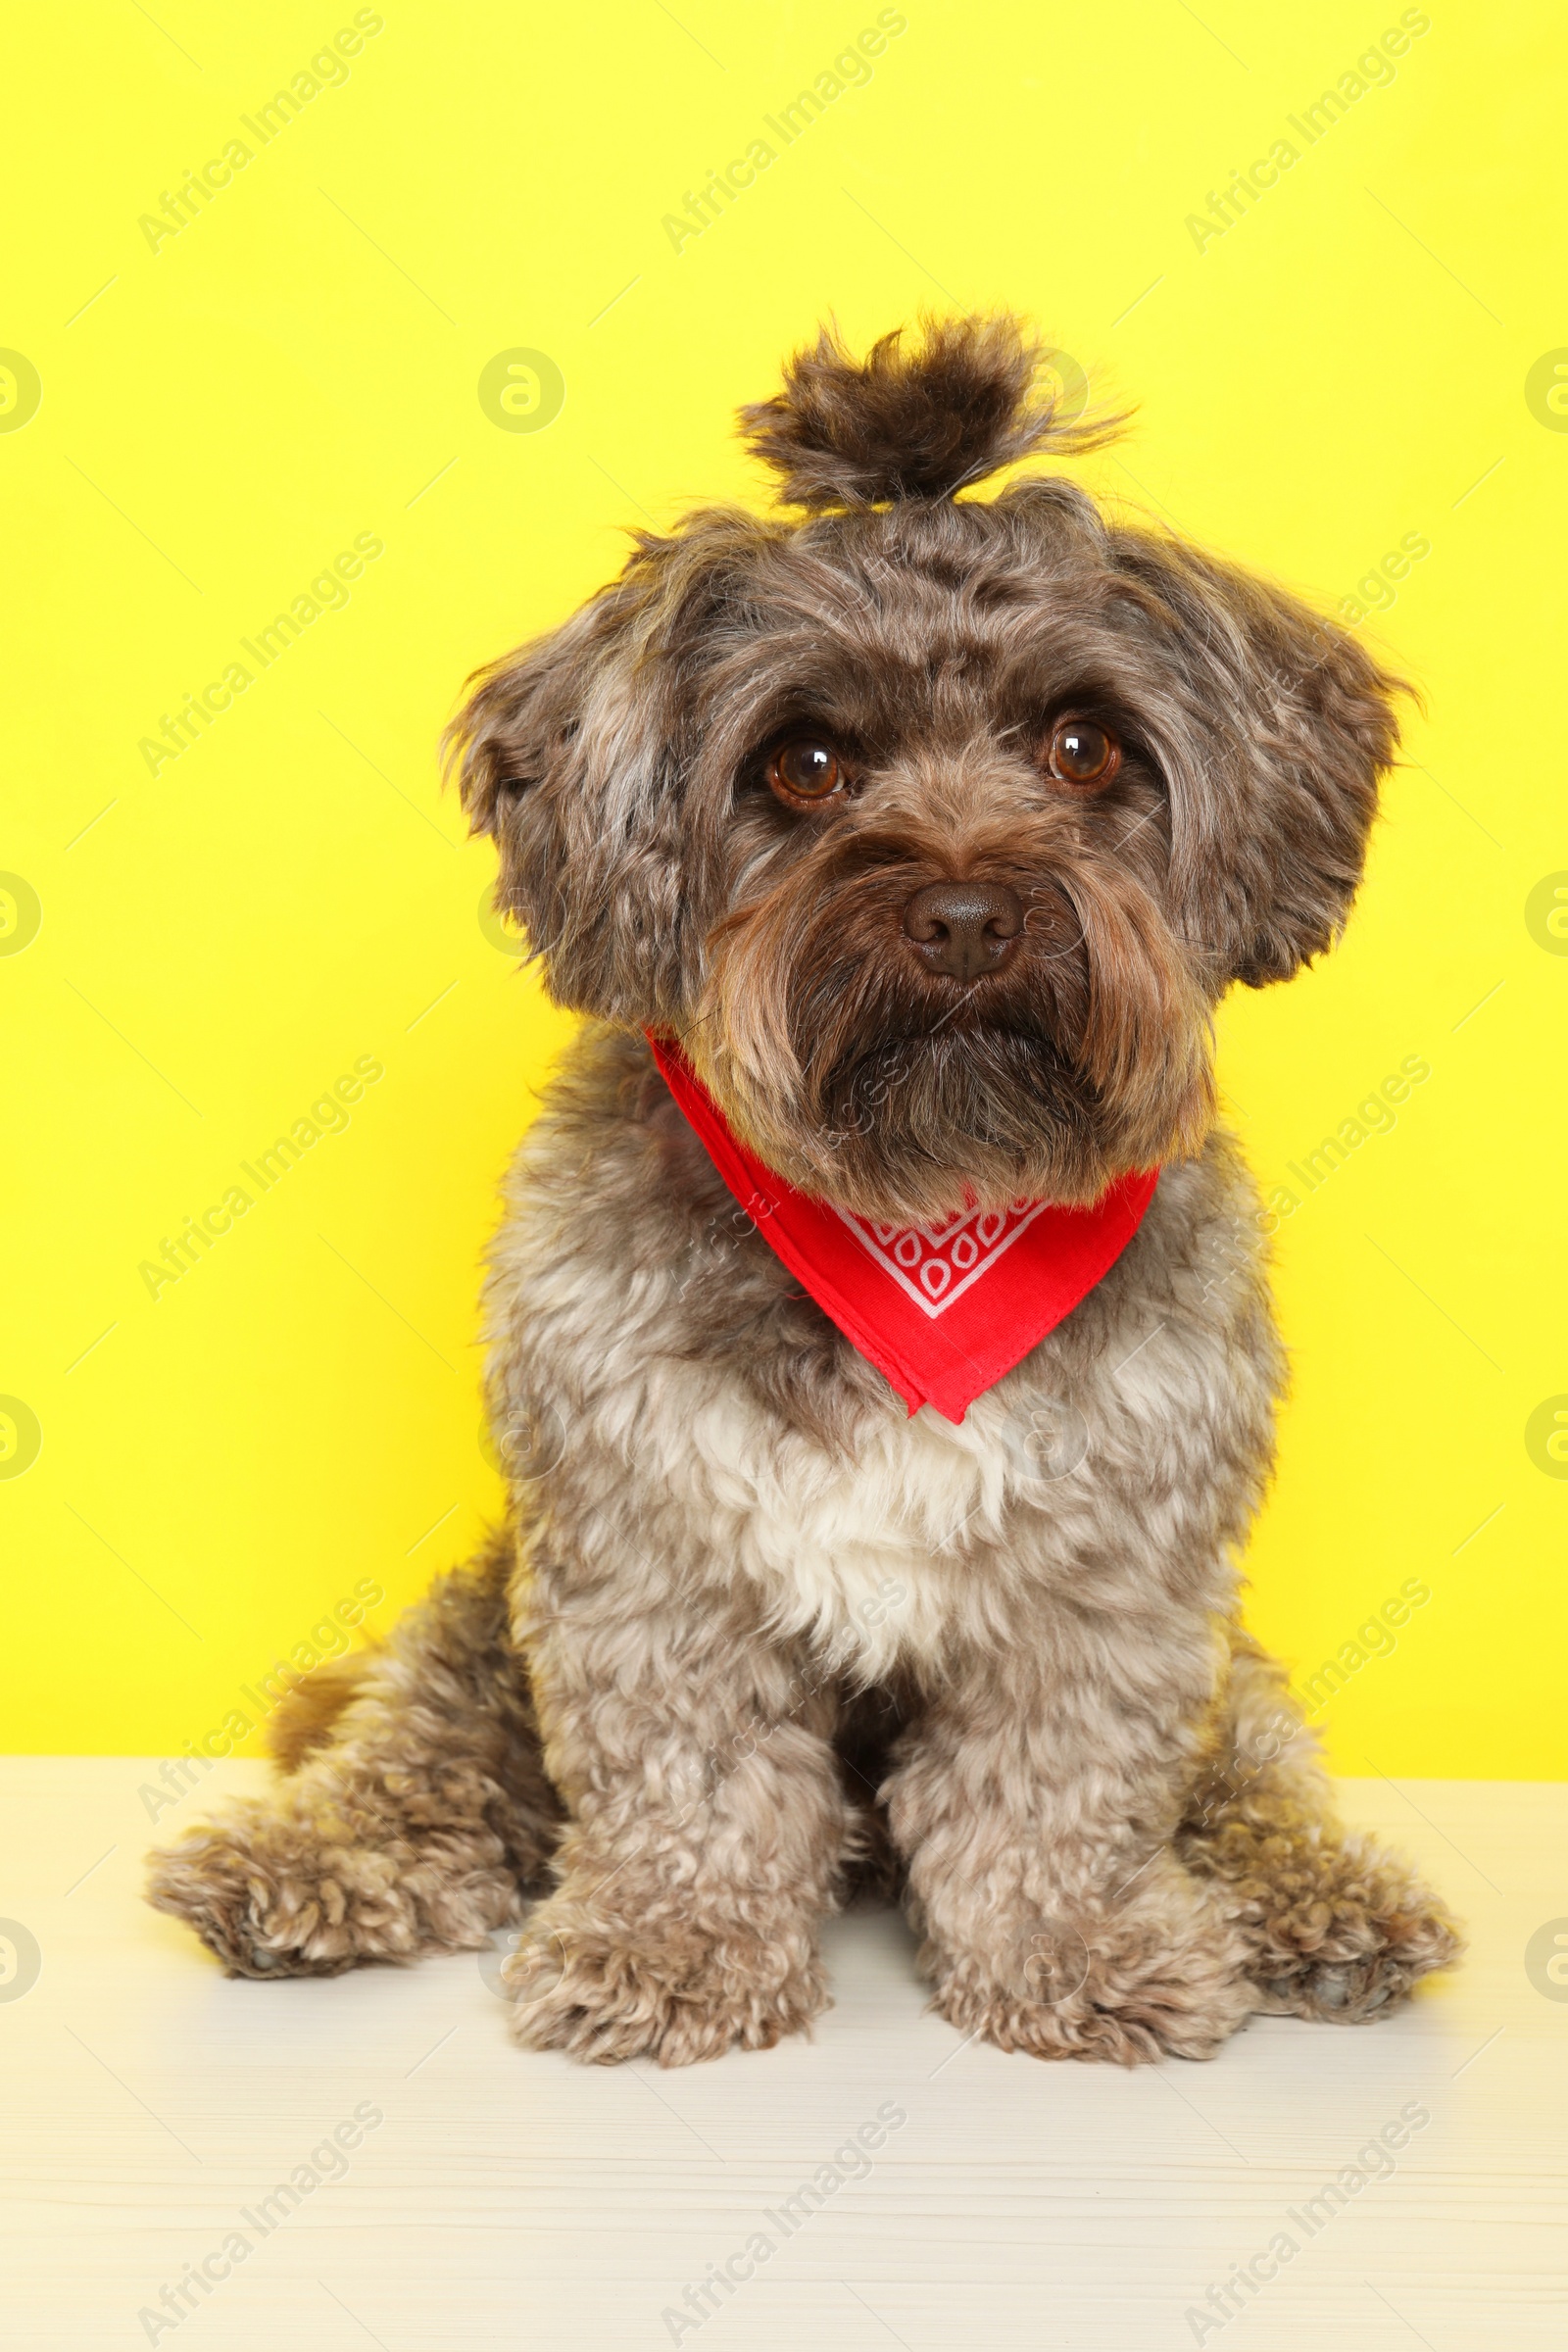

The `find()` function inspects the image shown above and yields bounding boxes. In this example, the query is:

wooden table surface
[1,1760,1563,2350]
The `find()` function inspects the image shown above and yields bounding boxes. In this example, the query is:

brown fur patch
[739,312,1127,512]
[266,1651,375,1772]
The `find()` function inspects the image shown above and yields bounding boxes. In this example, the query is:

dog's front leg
[888,1645,1258,2065]
[504,1584,848,2066]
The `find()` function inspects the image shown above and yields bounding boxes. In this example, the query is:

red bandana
[650,1035,1159,1424]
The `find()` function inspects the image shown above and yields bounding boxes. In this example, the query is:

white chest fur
[679,1379,1026,1677]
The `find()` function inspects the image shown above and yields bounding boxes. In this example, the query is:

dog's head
[449,316,1404,1223]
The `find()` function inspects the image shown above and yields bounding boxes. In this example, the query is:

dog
[149,315,1459,2065]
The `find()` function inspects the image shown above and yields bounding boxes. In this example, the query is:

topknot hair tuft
[738,312,1126,513]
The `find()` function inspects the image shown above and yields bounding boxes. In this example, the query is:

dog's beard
[712,1009,1125,1223]
[807,1018,1098,1202]
[690,838,1216,1225]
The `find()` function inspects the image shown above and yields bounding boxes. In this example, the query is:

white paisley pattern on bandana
[834,1200,1049,1318]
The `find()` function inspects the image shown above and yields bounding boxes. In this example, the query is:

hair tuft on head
[738,312,1126,513]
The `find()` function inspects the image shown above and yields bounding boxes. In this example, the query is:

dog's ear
[443,593,622,843]
[1109,531,1409,988]
[442,512,773,1020]
[443,585,677,1016]
[740,312,1125,512]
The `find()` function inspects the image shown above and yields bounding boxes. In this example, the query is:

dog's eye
[1046,717,1120,789]
[767,738,848,806]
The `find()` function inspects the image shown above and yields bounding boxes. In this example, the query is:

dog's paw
[502,1900,829,2066]
[146,1806,425,1979]
[1237,1836,1463,2022]
[927,1894,1258,2065]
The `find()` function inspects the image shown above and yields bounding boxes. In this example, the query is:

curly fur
[264,1650,374,1771]
[1180,1633,1460,2020]
[739,312,1126,511]
[149,1538,561,1975]
[148,313,1457,2065]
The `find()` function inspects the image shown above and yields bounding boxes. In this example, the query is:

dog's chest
[681,1381,1026,1674]
[491,1102,1275,1679]
[661,1301,1240,1677]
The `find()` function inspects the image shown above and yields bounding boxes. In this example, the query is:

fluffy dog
[149,316,1459,2065]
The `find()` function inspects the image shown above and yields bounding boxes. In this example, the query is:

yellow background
[3,0,1563,1773]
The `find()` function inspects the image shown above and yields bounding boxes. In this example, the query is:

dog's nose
[902,880,1024,980]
